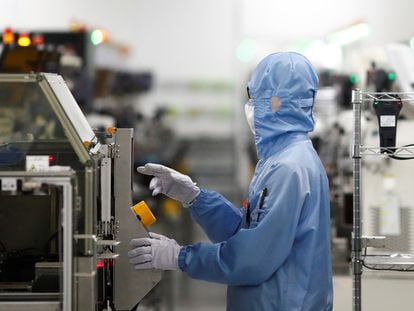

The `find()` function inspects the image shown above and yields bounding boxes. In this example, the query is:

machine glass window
[0,82,65,142]
[0,81,66,168]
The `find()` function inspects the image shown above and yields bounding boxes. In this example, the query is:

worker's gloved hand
[137,163,200,205]
[128,232,181,270]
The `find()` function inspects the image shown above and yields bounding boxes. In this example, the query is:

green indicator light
[91,30,104,45]
[349,74,358,84]
[388,72,396,81]
[236,38,257,62]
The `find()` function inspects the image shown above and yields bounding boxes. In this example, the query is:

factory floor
[141,272,414,311]
[333,273,414,311]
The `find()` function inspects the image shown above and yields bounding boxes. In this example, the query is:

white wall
[3,0,414,79]
[242,0,414,41]
[240,0,414,67]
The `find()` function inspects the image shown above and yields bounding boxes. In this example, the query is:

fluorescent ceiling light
[326,22,370,46]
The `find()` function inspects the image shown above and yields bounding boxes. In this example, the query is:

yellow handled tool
[131,201,156,228]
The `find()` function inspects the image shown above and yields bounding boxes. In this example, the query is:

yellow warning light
[17,32,31,47]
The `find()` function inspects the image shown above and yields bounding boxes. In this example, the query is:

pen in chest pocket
[256,187,268,222]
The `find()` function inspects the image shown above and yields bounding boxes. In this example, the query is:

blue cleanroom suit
[178,52,333,311]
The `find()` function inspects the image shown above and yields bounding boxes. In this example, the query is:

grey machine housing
[0,73,161,311]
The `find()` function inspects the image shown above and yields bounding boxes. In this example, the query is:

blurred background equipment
[2,0,414,309]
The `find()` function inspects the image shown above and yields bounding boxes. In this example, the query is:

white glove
[137,163,200,205]
[128,232,181,270]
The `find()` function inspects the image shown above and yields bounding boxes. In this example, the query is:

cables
[388,154,414,160]
[362,252,414,272]
[362,260,414,272]
[387,144,414,160]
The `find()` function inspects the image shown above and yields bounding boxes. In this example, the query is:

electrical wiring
[362,251,414,272]
[388,144,414,160]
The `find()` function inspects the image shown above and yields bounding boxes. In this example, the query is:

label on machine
[25,155,49,171]
[380,115,396,127]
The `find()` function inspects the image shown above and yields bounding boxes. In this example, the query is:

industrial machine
[0,73,161,310]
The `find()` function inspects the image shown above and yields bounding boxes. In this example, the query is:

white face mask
[244,101,255,135]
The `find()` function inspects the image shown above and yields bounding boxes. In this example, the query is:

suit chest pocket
[249,197,270,228]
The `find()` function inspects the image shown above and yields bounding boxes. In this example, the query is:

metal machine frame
[0,171,75,311]
[0,73,161,310]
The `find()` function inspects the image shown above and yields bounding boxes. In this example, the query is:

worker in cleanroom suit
[129,52,333,311]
